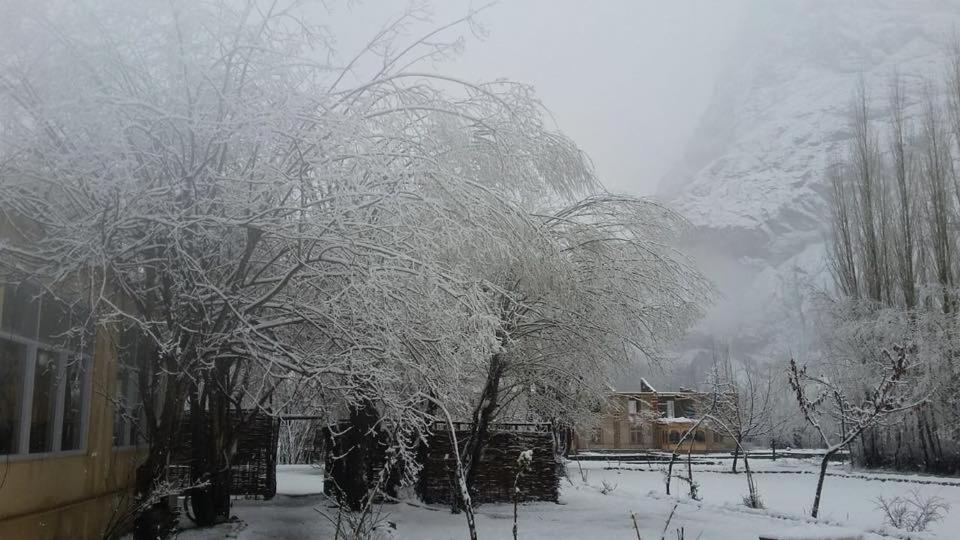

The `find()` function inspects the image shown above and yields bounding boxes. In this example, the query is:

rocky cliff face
[661,0,960,364]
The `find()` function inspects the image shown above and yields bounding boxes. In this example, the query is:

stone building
[572,379,734,453]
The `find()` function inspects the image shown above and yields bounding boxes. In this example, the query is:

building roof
[612,377,656,394]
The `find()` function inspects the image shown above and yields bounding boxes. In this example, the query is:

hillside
[660,0,960,365]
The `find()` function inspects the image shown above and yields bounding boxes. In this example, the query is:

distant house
[572,379,734,453]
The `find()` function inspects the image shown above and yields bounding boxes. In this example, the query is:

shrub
[875,489,949,532]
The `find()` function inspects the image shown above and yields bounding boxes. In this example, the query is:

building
[0,278,143,539]
[572,379,734,453]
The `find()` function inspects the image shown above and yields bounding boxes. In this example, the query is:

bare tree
[787,345,926,518]
[849,80,888,304]
[888,71,918,310]
[821,68,960,475]
[706,350,778,509]
[827,157,861,300]
[917,88,957,316]
[709,345,778,474]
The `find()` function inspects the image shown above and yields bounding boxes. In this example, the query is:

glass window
[113,363,143,447]
[669,430,681,444]
[0,283,39,339]
[38,293,70,344]
[29,349,60,453]
[0,339,25,454]
[629,425,642,444]
[113,365,129,446]
[1,283,92,456]
[114,328,145,447]
[658,400,675,418]
[694,430,705,442]
[60,356,87,451]
[39,294,93,355]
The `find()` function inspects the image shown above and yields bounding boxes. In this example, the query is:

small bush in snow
[687,480,701,501]
[875,489,949,532]
[599,480,618,495]
[742,492,764,509]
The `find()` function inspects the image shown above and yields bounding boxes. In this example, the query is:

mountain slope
[660,0,960,362]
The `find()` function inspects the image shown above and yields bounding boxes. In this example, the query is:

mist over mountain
[655,0,960,383]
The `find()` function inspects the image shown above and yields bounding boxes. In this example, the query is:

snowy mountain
[660,0,960,363]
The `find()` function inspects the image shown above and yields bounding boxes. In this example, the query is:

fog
[326,0,748,196]
[7,2,960,534]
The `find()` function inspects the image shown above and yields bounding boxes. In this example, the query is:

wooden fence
[320,421,561,505]
[417,422,560,505]
[168,409,280,500]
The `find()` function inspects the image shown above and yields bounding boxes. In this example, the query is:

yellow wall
[0,328,143,540]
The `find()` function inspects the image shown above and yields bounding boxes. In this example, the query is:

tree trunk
[917,410,931,469]
[925,407,943,470]
[811,451,833,518]
[333,401,381,511]
[461,353,506,496]
[133,448,177,540]
[686,441,697,499]
[133,354,185,540]
[744,452,759,508]
[731,440,740,473]
[189,372,233,526]
[665,451,676,495]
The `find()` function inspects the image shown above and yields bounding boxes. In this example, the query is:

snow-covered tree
[0,1,712,535]
[708,345,778,474]
[0,0,573,532]
[450,194,711,496]
[821,57,960,476]
[787,344,927,518]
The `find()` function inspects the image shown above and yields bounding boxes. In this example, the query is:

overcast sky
[329,1,748,195]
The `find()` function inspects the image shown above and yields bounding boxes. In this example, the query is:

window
[0,339,25,454]
[627,399,637,414]
[29,349,59,453]
[668,430,681,444]
[1,283,39,338]
[629,424,643,444]
[694,430,705,443]
[658,399,675,418]
[114,328,146,447]
[61,356,86,451]
[0,283,92,456]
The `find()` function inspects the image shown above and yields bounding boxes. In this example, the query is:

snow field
[174,458,960,539]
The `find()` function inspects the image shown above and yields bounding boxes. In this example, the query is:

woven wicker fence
[418,423,560,505]
[321,421,560,505]
[321,422,399,501]
[168,409,280,500]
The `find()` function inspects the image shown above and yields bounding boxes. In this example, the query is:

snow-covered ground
[176,459,960,539]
